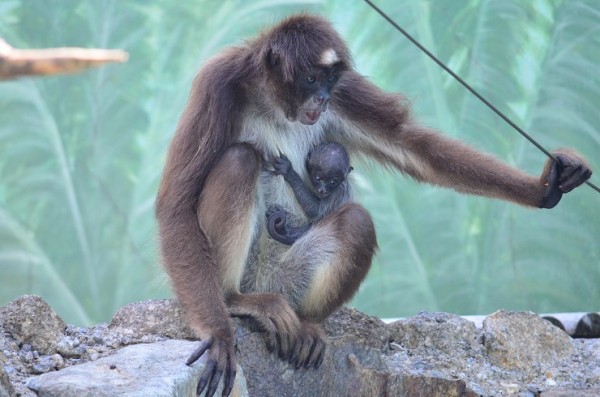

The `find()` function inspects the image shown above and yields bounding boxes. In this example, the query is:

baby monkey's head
[306,141,352,198]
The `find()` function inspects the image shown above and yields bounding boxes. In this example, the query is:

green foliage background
[0,0,598,325]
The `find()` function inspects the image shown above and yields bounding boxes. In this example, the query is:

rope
[363,0,600,195]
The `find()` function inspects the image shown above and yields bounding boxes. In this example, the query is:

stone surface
[322,306,389,350]
[236,327,387,397]
[482,310,574,371]
[387,373,481,397]
[2,296,600,397]
[387,311,479,355]
[0,295,66,355]
[26,339,248,397]
[541,390,600,396]
[109,299,195,340]
[0,364,15,397]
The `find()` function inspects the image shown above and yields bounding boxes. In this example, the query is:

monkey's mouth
[301,110,321,125]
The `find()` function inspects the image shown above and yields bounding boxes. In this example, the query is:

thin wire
[363,0,600,195]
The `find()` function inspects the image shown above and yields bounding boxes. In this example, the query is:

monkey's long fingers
[186,338,213,366]
[289,337,304,368]
[262,319,279,354]
[197,358,217,396]
[206,364,223,397]
[274,323,297,360]
[222,353,236,397]
[560,166,592,193]
[313,338,327,369]
[277,311,302,359]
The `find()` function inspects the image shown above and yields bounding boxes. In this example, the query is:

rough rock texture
[0,296,65,355]
[26,340,247,397]
[322,306,389,350]
[388,311,479,354]
[483,310,574,371]
[0,363,15,397]
[236,321,387,396]
[1,296,600,397]
[109,299,195,340]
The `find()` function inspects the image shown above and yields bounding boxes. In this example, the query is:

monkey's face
[308,166,346,197]
[293,64,342,125]
[265,48,346,126]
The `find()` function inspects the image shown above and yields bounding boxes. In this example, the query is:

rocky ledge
[1,295,599,396]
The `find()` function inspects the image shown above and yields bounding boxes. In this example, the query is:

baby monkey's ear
[348,166,354,173]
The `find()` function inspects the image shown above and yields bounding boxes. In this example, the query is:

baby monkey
[267,141,353,245]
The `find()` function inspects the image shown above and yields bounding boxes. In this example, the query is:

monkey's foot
[186,336,237,397]
[288,320,326,369]
[227,293,301,361]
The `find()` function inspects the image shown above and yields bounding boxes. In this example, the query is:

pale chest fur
[237,113,331,292]
[239,113,330,220]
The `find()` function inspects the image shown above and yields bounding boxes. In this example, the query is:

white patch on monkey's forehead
[320,49,339,65]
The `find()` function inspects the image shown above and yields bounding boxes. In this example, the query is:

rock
[27,339,248,397]
[541,390,600,396]
[0,364,16,397]
[0,295,65,355]
[386,373,481,397]
[482,310,574,372]
[2,296,600,397]
[109,299,195,340]
[387,311,479,355]
[322,306,389,350]
[236,327,387,397]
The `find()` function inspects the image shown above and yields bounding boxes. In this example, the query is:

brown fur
[155,13,591,396]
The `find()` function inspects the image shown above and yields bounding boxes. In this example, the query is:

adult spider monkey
[155,14,592,397]
[267,141,353,245]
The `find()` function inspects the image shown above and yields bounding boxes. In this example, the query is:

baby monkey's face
[306,141,352,198]
[309,166,346,198]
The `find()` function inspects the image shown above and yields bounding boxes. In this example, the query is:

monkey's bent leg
[273,202,377,368]
[197,143,261,295]
[199,143,303,361]
[282,202,377,321]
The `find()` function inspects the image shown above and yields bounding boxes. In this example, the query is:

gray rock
[541,390,600,396]
[26,339,248,397]
[236,329,388,397]
[0,295,65,355]
[483,310,574,371]
[0,364,15,397]
[109,299,195,340]
[387,311,479,355]
[386,373,481,397]
[3,296,600,397]
[323,306,389,350]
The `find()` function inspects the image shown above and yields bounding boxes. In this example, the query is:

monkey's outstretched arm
[333,70,592,208]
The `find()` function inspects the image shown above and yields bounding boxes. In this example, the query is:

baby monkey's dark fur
[268,141,353,245]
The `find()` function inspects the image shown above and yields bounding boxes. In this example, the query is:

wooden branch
[0,38,129,79]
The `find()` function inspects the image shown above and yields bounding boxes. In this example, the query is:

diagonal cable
[363,0,600,195]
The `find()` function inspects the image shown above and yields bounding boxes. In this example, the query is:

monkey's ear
[348,166,354,174]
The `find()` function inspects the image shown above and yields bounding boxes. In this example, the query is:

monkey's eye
[328,179,338,186]
[327,75,337,83]
[307,75,316,84]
